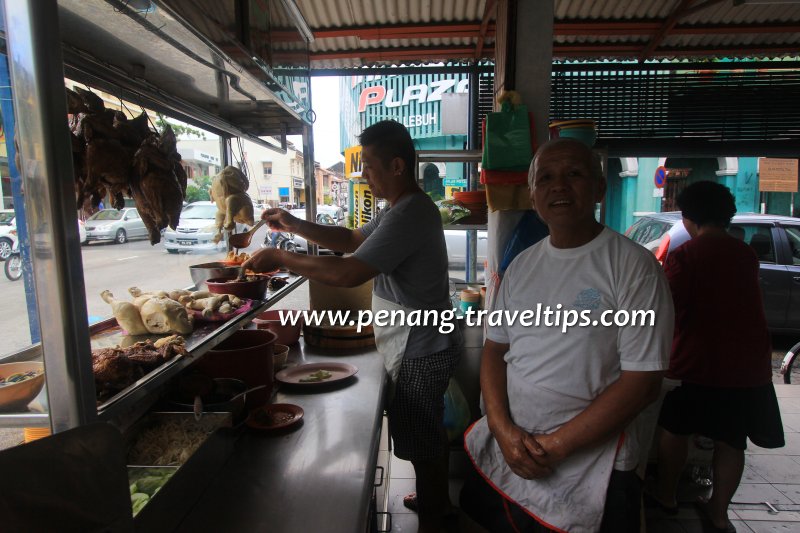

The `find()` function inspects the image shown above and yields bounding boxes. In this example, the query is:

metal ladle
[228,219,267,250]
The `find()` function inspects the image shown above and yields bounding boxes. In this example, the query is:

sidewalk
[646,383,800,533]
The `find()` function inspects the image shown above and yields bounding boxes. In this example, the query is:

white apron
[371,293,414,386]
[465,382,620,533]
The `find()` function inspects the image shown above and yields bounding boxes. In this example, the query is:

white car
[444,229,487,266]
[0,212,17,260]
[162,201,226,254]
[290,209,339,254]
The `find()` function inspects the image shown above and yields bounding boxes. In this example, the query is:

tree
[185,184,210,202]
[156,113,206,139]
[194,174,213,190]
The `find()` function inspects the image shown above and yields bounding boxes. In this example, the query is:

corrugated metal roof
[294,0,800,68]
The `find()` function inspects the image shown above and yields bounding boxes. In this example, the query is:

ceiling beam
[640,0,696,61]
[554,20,800,35]
[309,19,799,42]
[554,43,800,59]
[313,23,494,41]
[475,0,497,59]
[309,46,494,62]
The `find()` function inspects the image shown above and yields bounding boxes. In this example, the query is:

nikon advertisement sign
[352,182,374,228]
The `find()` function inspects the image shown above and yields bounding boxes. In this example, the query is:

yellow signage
[352,182,374,228]
[345,146,362,179]
[759,158,798,193]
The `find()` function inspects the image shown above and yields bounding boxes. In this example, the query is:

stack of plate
[453,190,488,225]
[549,119,597,147]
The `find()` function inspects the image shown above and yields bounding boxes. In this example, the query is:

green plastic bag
[443,378,471,443]
[481,102,533,171]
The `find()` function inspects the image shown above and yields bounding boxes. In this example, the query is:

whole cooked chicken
[140,296,194,335]
[66,87,185,243]
[101,290,149,335]
[130,126,185,244]
[92,346,143,390]
[92,335,187,399]
[210,166,255,243]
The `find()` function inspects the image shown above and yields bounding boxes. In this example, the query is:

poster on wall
[352,182,374,228]
[759,158,799,192]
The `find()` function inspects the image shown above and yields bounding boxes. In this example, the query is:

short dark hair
[677,181,736,228]
[358,120,416,179]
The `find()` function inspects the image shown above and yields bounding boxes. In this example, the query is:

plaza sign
[357,79,469,113]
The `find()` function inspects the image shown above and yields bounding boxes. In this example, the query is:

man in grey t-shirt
[244,120,461,533]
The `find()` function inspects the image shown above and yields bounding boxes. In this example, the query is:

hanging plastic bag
[435,199,471,225]
[481,92,533,172]
[499,211,550,275]
[443,378,471,443]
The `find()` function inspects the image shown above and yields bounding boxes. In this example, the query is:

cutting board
[303,323,375,349]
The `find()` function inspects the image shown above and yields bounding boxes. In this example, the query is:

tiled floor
[382,385,800,532]
[646,384,800,533]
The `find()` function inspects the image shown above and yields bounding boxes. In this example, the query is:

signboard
[352,182,375,228]
[292,178,304,189]
[345,146,362,179]
[759,158,799,192]
[444,178,466,187]
[654,166,667,189]
[259,185,272,196]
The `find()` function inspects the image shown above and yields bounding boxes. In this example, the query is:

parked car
[84,208,148,244]
[162,201,226,254]
[317,205,346,227]
[0,213,17,260]
[445,229,488,267]
[0,209,14,225]
[625,212,800,333]
[290,209,340,254]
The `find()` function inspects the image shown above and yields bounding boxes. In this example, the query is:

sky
[310,76,344,169]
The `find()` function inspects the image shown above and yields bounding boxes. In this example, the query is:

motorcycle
[262,228,296,252]
[4,241,21,281]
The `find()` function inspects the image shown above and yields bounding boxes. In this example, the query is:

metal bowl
[189,262,241,290]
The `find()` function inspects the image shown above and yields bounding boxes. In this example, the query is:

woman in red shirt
[651,181,783,533]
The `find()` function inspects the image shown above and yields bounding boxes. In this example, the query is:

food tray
[87,273,305,420]
[125,411,233,466]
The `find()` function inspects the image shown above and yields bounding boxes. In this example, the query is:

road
[0,224,309,355]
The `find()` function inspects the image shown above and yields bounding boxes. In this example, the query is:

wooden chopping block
[309,280,373,312]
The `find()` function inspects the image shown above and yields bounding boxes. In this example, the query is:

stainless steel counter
[173,340,387,533]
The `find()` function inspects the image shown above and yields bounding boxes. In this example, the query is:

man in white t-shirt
[461,138,674,533]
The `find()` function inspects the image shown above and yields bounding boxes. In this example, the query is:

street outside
[0,224,308,354]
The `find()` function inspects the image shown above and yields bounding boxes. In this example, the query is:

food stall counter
[170,339,388,533]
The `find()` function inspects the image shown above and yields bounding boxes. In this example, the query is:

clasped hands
[493,422,567,480]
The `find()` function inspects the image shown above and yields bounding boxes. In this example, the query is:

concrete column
[512,0,554,144]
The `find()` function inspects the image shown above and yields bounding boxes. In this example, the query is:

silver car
[84,208,147,244]
[162,201,226,254]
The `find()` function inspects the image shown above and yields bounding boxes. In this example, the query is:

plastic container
[459,289,480,313]
[193,329,276,408]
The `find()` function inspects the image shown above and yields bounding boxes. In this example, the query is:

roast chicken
[92,335,187,400]
[66,87,185,243]
[131,126,185,244]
